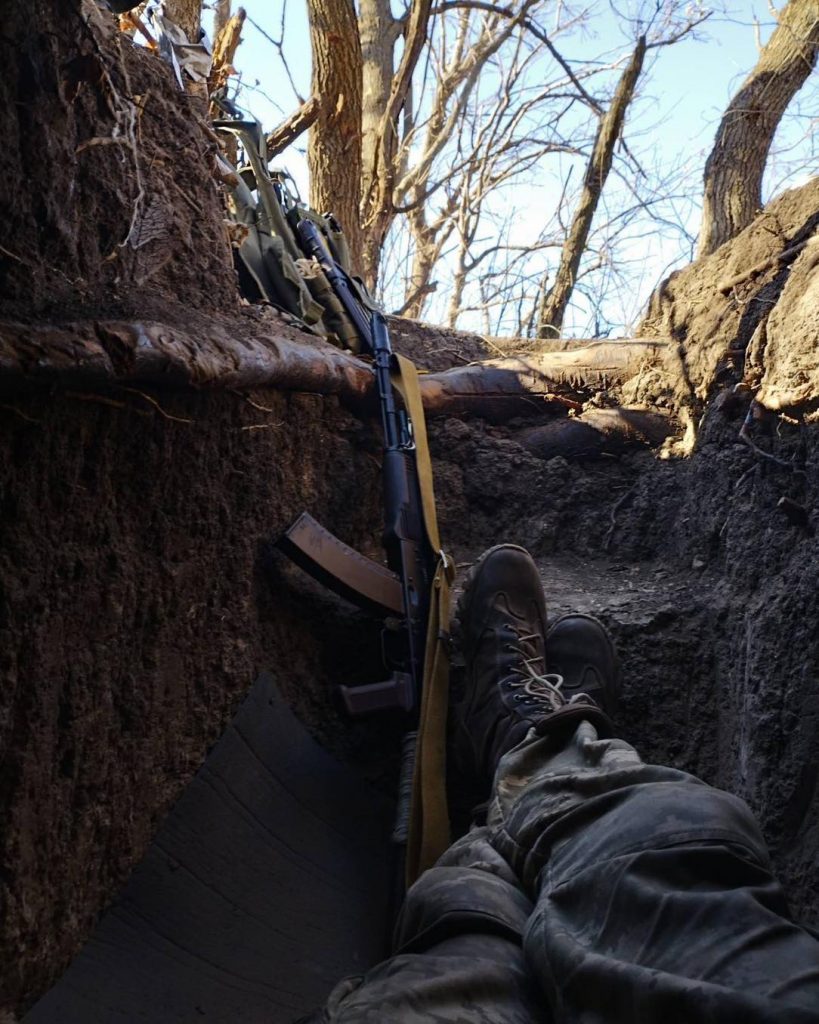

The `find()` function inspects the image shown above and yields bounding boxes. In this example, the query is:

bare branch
[266,96,321,159]
[538,35,647,337]
[431,0,604,113]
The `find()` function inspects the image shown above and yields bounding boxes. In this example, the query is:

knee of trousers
[528,779,772,893]
[394,862,534,953]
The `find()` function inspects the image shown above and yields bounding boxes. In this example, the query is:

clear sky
[204,1,817,335]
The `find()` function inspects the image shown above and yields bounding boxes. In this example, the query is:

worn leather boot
[546,613,620,718]
[454,545,614,788]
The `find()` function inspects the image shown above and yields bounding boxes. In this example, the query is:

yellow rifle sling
[391,355,454,886]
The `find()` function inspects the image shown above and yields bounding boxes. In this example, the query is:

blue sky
[204,1,817,334]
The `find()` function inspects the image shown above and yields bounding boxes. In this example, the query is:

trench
[2,7,818,1018]
[3,368,818,1021]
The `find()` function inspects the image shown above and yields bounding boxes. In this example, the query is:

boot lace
[506,629,565,711]
[506,628,595,711]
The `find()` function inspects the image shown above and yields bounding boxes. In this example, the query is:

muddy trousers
[311,722,819,1023]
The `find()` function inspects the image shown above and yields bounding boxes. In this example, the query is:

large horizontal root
[0,320,673,441]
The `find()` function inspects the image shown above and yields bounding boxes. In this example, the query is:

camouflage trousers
[309,722,819,1022]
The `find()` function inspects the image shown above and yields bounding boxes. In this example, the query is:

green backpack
[214,117,375,353]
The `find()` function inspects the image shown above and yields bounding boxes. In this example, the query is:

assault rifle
[278,220,452,883]
[280,219,437,716]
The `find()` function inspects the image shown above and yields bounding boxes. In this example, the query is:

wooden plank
[26,673,393,1023]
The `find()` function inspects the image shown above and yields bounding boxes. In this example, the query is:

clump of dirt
[387,316,495,369]
[638,177,819,416]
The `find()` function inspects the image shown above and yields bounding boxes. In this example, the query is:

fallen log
[0,319,670,424]
[418,341,667,420]
[517,407,676,461]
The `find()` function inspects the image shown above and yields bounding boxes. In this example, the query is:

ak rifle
[278,220,452,883]
[280,219,437,717]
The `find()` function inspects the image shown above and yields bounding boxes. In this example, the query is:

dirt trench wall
[2,4,818,1012]
[0,382,387,1015]
[427,402,819,931]
[3,355,818,1017]
[0,1,235,324]
[609,407,819,926]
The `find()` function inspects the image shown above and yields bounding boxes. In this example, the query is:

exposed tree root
[0,321,670,426]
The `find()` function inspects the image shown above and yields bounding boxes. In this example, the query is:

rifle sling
[391,355,441,554]
[391,355,454,887]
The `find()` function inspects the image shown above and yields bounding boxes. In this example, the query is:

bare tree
[240,0,814,337]
[698,0,819,257]
[537,36,647,337]
[359,0,434,284]
[381,1,607,320]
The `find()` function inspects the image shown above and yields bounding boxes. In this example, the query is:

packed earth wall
[0,380,390,1013]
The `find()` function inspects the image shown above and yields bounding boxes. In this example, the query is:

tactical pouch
[222,162,323,324]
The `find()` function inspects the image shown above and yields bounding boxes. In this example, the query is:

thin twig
[65,390,144,413]
[168,177,205,216]
[738,404,799,471]
[0,403,40,424]
[0,244,28,264]
[718,237,810,294]
[76,136,128,154]
[231,390,278,413]
[432,1,604,114]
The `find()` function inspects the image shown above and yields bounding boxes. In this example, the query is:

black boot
[453,545,614,789]
[546,613,620,718]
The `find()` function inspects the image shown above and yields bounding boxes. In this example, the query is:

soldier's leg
[454,544,819,1022]
[306,826,545,1023]
[489,724,819,1023]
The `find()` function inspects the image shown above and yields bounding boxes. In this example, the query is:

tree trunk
[517,408,674,460]
[361,0,433,290]
[537,35,646,338]
[0,320,669,423]
[359,0,400,203]
[165,0,202,40]
[697,0,819,258]
[306,0,364,274]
